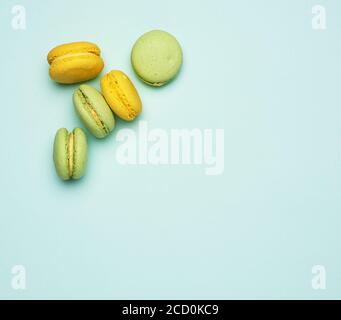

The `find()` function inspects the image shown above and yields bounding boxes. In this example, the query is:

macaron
[73,84,115,139]
[53,128,87,180]
[100,70,142,121]
[131,30,183,86]
[47,41,104,84]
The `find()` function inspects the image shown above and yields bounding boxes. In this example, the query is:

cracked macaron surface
[100,70,142,121]
[73,84,115,139]
[47,41,104,84]
[53,128,88,180]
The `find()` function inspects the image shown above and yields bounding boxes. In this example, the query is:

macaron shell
[100,70,142,121]
[73,85,115,139]
[131,30,183,86]
[72,128,87,180]
[47,41,101,65]
[49,53,104,84]
[53,128,70,180]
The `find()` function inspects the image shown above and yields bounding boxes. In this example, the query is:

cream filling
[68,132,74,178]
[77,89,109,134]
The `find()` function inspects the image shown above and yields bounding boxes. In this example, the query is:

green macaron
[131,30,183,86]
[53,128,87,180]
[73,84,115,139]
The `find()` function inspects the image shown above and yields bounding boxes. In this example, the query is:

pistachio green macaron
[73,84,115,139]
[53,128,88,180]
[131,30,183,86]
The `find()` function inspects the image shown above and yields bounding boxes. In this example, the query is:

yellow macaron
[47,41,104,84]
[100,70,142,121]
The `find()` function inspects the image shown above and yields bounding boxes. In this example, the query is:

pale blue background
[0,0,340,299]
